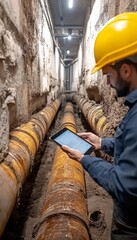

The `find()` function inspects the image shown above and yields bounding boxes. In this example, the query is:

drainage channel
[2,100,112,240]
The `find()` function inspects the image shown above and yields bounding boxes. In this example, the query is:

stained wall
[0,0,62,160]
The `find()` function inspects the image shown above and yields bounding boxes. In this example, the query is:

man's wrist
[79,153,84,162]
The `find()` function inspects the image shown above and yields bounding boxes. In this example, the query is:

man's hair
[112,59,137,72]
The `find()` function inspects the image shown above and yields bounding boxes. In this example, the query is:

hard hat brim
[90,65,101,74]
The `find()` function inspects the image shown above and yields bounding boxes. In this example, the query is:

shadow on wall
[86,85,102,103]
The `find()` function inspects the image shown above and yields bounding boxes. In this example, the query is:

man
[62,12,137,240]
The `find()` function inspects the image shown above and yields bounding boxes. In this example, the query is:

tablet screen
[51,128,95,154]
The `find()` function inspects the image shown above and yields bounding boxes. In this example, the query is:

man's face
[102,65,130,97]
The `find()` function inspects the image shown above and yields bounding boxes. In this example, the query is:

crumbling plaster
[0,0,62,161]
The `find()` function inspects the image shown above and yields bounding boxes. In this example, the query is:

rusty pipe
[0,98,61,237]
[73,95,109,136]
[34,102,91,240]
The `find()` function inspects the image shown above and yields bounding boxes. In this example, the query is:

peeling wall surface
[0,0,62,160]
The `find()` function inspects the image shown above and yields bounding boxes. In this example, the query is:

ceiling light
[68,0,73,9]
[68,35,72,40]
[67,50,70,54]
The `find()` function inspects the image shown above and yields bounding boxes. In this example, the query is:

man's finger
[62,145,68,149]
[62,145,71,152]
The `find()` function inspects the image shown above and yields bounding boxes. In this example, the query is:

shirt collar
[124,89,137,107]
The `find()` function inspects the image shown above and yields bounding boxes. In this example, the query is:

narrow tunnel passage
[1,2,137,240]
[1,98,112,240]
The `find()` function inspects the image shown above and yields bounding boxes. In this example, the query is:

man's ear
[120,63,132,79]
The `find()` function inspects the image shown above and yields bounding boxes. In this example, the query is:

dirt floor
[1,101,113,240]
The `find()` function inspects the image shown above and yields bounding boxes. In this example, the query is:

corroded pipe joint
[34,102,91,240]
[0,98,61,237]
[75,95,108,136]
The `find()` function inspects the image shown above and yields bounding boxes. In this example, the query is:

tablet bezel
[50,127,95,154]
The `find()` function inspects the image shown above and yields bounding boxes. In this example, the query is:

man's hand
[62,145,84,162]
[78,132,101,150]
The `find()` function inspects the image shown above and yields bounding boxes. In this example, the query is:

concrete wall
[0,0,63,160]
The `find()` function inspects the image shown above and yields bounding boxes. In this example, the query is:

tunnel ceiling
[47,0,91,65]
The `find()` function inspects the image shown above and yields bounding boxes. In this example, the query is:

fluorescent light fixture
[67,50,70,54]
[68,0,73,8]
[68,35,72,40]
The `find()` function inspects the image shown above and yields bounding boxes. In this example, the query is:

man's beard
[111,72,130,97]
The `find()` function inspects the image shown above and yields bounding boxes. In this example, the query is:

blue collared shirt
[81,89,137,209]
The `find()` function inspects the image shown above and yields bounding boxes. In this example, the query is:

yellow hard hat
[91,12,137,74]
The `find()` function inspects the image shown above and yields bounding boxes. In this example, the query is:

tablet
[51,127,95,154]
